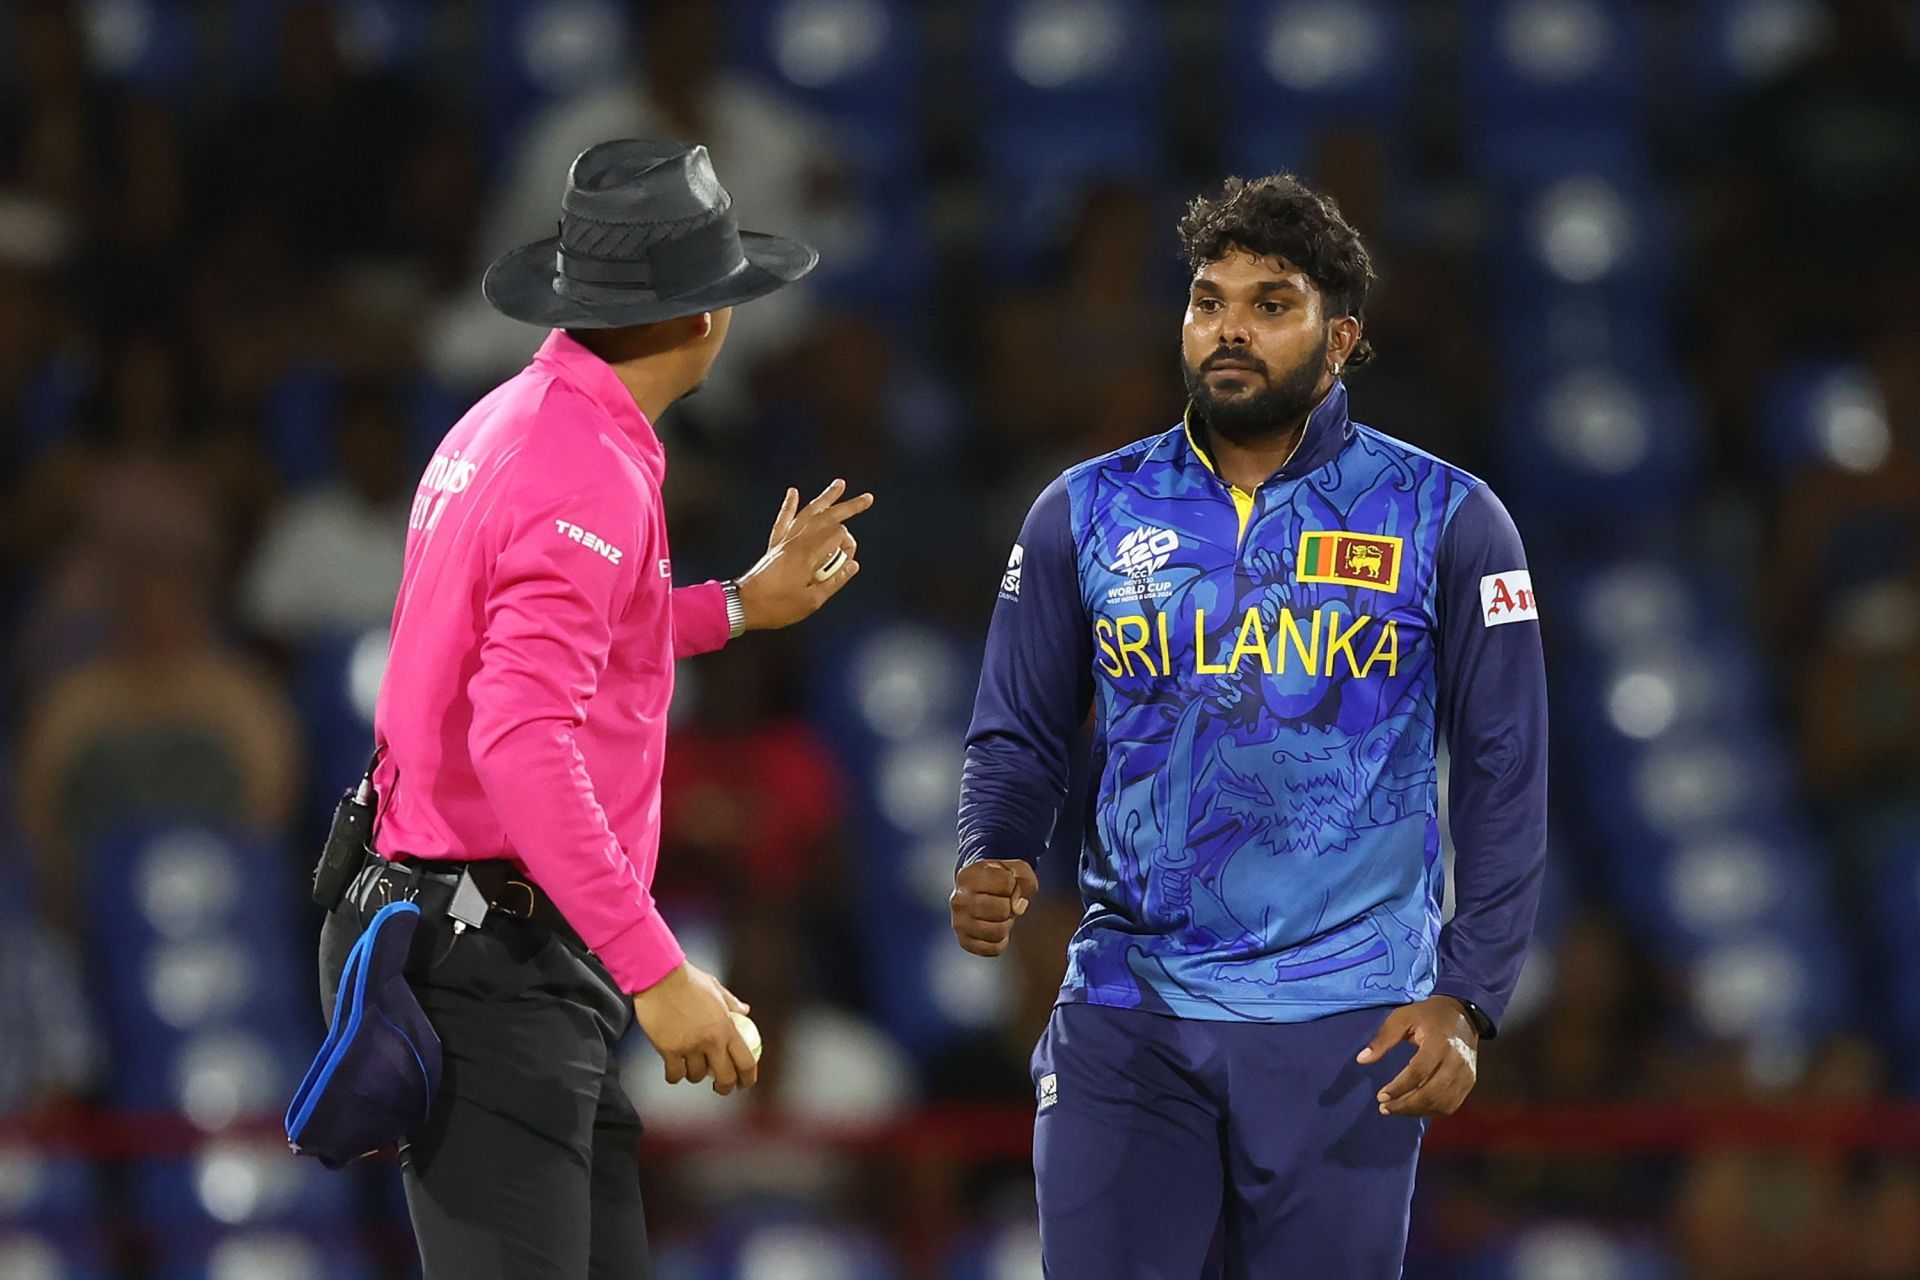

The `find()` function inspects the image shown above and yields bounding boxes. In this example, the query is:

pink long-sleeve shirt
[370,329,731,992]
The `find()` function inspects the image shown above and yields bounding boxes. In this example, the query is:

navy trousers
[1031,1002,1425,1280]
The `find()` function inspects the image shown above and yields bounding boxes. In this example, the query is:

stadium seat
[79,0,197,96]
[1218,0,1412,175]
[477,0,634,168]
[975,0,1168,180]
[804,182,936,316]
[1497,173,1674,307]
[1472,1221,1679,1279]
[83,826,313,1115]
[727,0,923,173]
[943,1222,1044,1280]
[1460,0,1645,182]
[0,1151,97,1226]
[1870,832,1920,1082]
[1757,358,1896,481]
[132,1140,356,1233]
[1690,0,1829,103]
[154,1230,375,1280]
[0,1233,110,1280]
[715,1220,904,1280]
[263,366,344,488]
[226,0,433,85]
[292,629,386,833]
[1499,363,1704,519]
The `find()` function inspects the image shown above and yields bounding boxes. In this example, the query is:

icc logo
[1114,527,1179,579]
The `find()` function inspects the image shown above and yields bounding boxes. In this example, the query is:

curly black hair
[1177,173,1377,368]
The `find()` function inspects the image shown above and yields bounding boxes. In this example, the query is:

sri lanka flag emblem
[1297,531,1403,592]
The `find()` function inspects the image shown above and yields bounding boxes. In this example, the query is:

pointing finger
[817,492,875,526]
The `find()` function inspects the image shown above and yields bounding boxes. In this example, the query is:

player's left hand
[1357,996,1480,1118]
[735,479,873,631]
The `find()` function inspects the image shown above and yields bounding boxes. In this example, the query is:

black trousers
[319,875,652,1280]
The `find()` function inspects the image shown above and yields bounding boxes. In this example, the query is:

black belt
[351,855,584,951]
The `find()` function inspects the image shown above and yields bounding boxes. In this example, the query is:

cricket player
[952,173,1548,1277]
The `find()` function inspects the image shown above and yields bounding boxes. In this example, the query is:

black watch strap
[1451,997,1496,1038]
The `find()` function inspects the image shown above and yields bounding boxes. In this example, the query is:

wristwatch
[722,579,747,640]
[1449,996,1496,1039]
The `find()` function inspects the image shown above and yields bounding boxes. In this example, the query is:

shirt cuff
[672,580,732,658]
[593,908,687,993]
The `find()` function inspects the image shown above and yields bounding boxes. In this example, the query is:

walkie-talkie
[312,754,380,910]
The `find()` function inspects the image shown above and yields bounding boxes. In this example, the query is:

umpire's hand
[734,479,874,630]
[631,962,759,1095]
[1357,996,1481,1117]
[950,858,1039,957]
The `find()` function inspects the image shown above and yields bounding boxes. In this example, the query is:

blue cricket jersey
[959,381,1547,1029]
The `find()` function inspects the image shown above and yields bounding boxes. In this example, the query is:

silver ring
[814,548,848,582]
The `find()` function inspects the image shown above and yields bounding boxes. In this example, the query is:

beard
[1181,331,1330,447]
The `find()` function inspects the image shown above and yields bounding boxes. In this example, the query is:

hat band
[553,213,746,301]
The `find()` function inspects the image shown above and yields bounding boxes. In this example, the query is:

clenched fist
[949,858,1039,957]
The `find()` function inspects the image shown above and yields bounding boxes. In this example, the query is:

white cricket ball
[731,1011,764,1062]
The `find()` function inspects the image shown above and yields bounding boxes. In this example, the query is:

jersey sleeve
[465,457,684,993]
[672,580,732,658]
[957,474,1094,870]
[1431,483,1548,1035]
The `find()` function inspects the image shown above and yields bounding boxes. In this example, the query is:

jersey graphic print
[1060,408,1476,1021]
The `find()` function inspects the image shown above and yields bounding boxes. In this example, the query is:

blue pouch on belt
[285,901,442,1168]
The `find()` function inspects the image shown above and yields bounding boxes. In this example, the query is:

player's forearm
[1435,717,1547,1032]
[957,731,1070,868]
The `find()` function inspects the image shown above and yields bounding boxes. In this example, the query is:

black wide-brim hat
[483,138,818,329]
[285,900,441,1169]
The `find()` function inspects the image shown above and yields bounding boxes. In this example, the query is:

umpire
[316,140,871,1277]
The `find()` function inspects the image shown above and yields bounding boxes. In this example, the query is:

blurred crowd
[3,0,1920,1276]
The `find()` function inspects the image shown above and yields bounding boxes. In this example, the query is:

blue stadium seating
[477,0,634,168]
[942,1222,1045,1280]
[807,619,992,1053]
[292,629,385,835]
[154,1230,376,1280]
[1499,363,1705,519]
[225,0,433,85]
[727,0,923,173]
[78,0,197,95]
[1549,556,1861,1046]
[0,1152,98,1227]
[1757,357,1898,480]
[263,366,344,488]
[82,826,313,1116]
[0,1234,110,1280]
[805,181,936,316]
[1689,0,1829,104]
[1465,1222,1679,1280]
[1218,0,1412,175]
[1870,831,1920,1085]
[975,0,1168,179]
[1460,0,1646,181]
